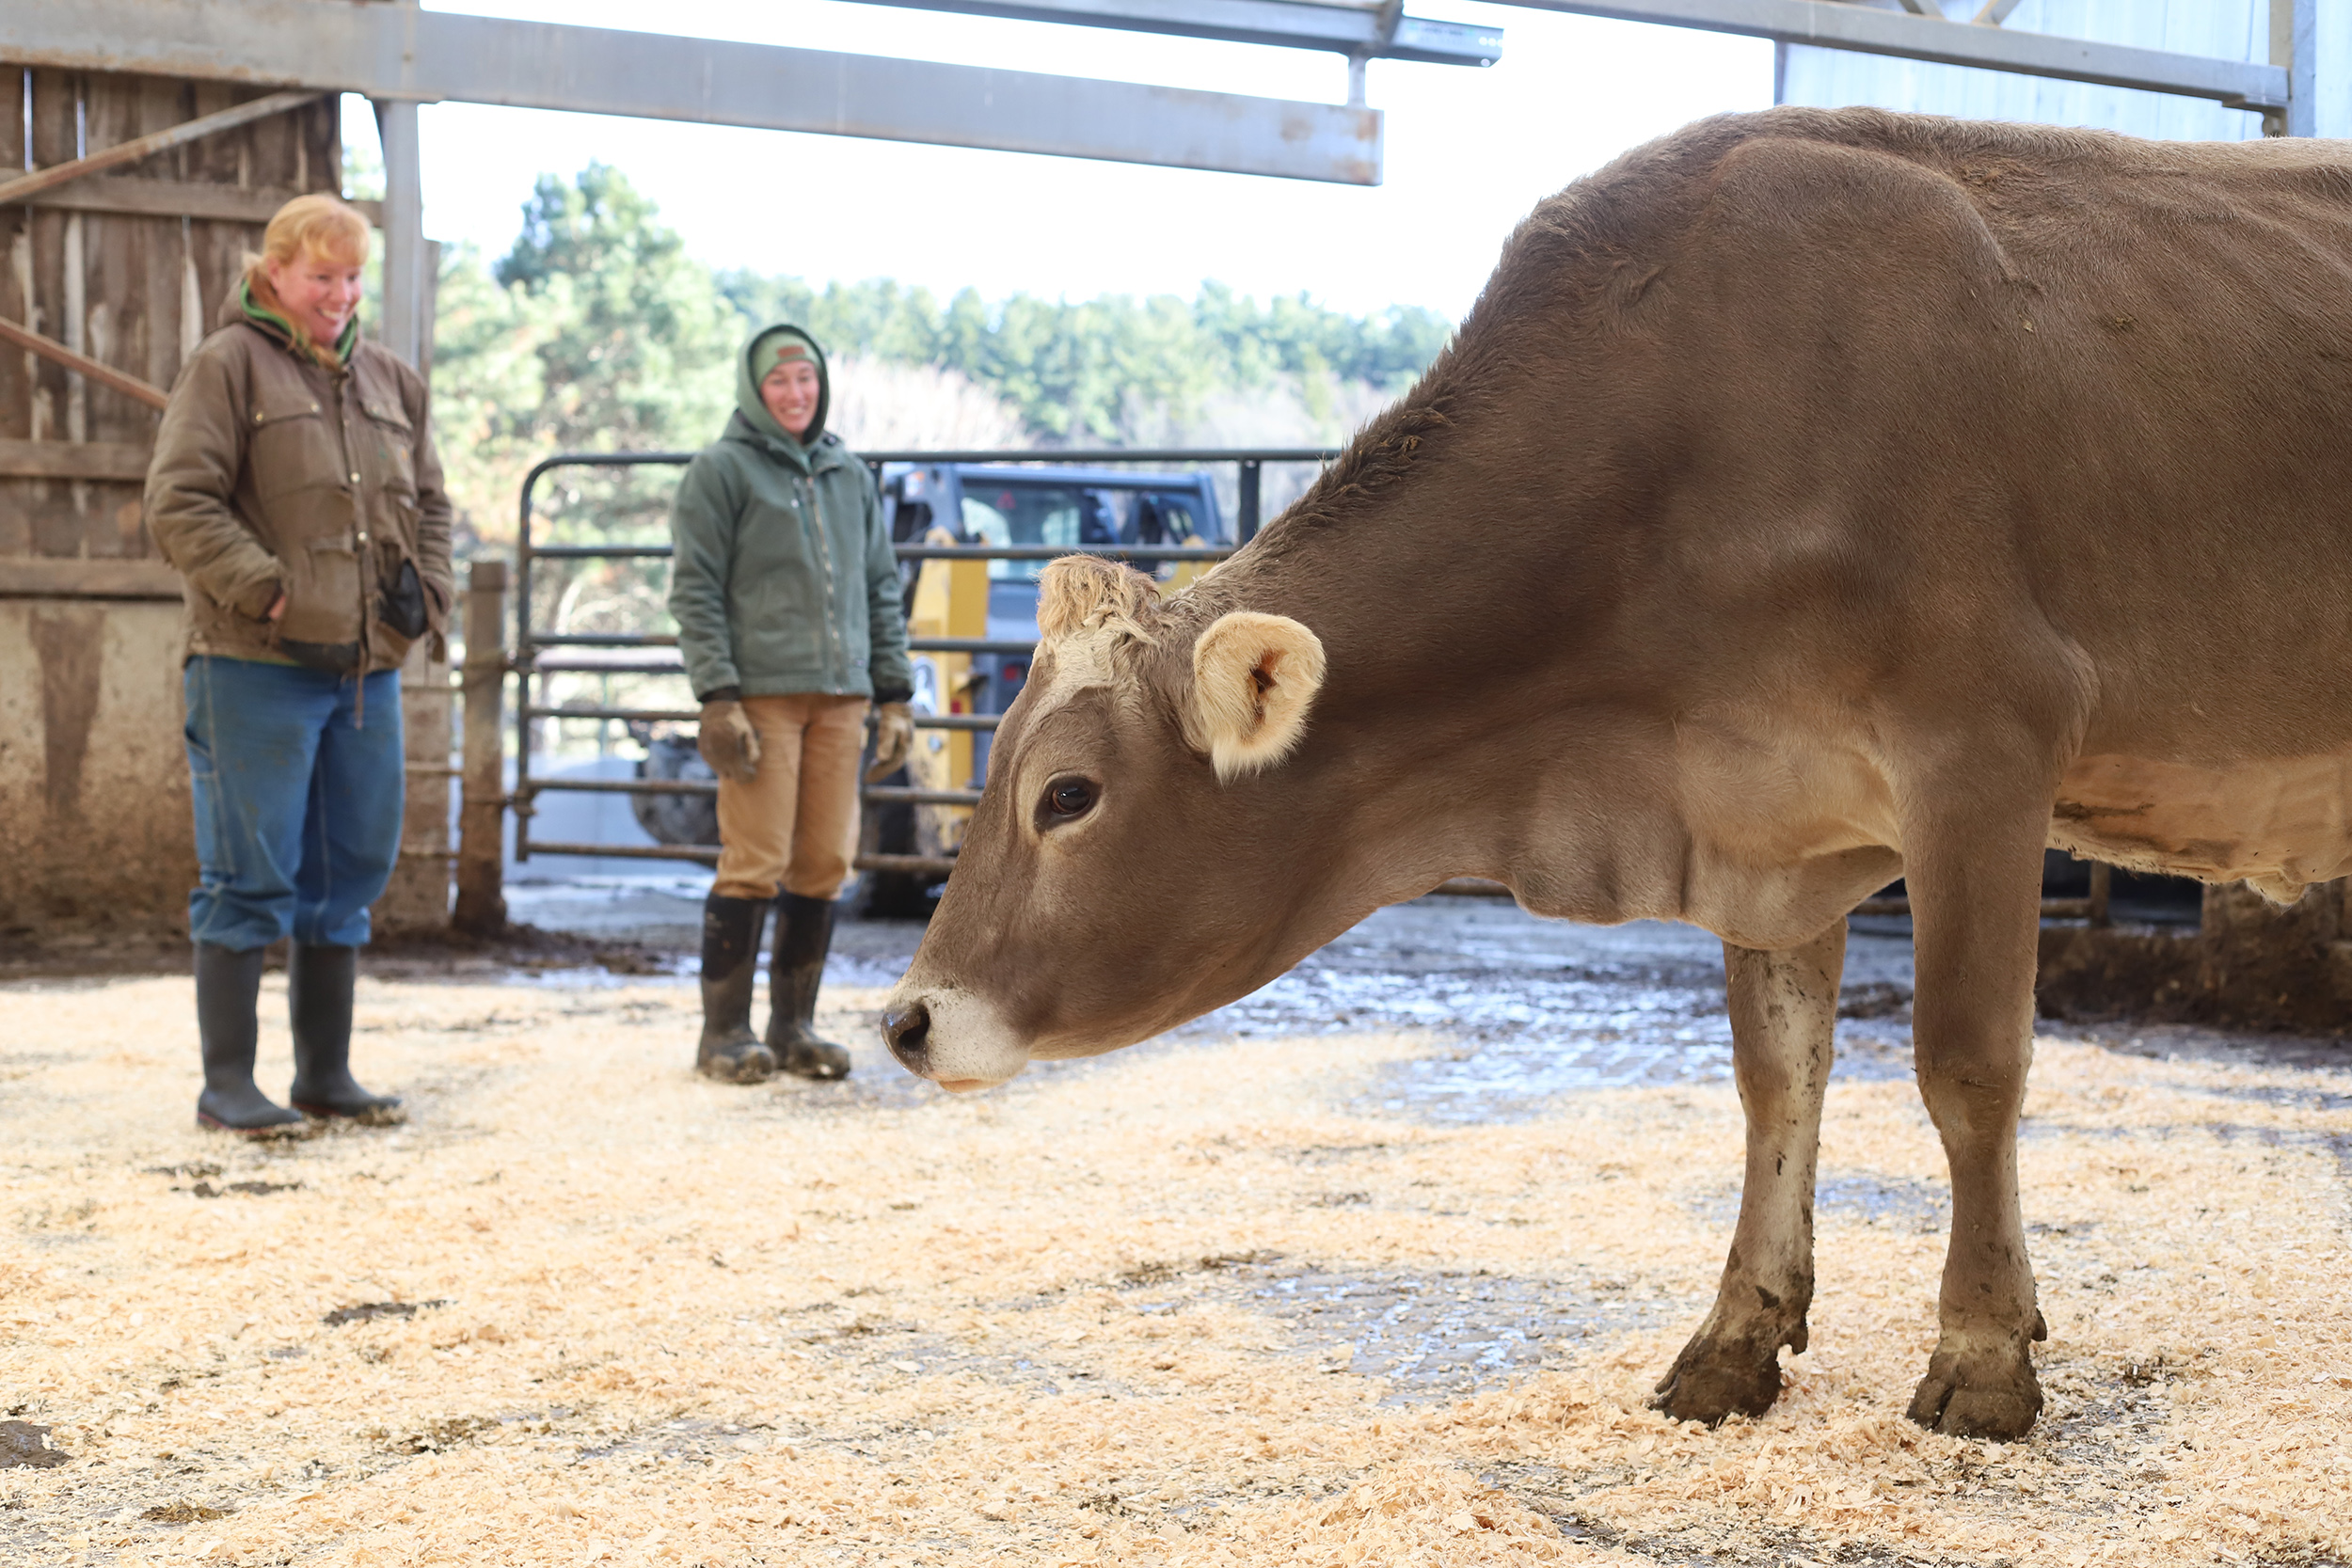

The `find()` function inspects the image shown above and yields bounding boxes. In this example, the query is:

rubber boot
[288,943,404,1123]
[766,893,851,1080]
[698,894,778,1084]
[194,942,305,1135]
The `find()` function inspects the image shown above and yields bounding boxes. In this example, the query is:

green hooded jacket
[666,326,913,705]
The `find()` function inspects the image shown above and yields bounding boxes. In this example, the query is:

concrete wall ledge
[2038,881,2352,1036]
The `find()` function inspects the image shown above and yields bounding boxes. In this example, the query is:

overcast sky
[346,2,1773,321]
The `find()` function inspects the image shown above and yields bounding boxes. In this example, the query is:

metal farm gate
[454,442,2125,925]
[501,448,1332,894]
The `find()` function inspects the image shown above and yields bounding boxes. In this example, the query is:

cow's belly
[2053,750,2352,899]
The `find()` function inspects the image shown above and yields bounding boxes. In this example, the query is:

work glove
[866,702,915,782]
[696,697,762,784]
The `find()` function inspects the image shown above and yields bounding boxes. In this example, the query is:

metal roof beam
[1493,1,2287,111]
[850,2,1503,67]
[0,0,1381,184]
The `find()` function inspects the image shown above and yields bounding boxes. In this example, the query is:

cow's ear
[1187,611,1326,784]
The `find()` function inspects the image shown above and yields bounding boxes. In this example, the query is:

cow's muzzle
[878,984,1028,1092]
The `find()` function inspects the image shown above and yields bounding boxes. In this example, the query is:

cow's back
[1355,109,2352,904]
[1591,113,2352,763]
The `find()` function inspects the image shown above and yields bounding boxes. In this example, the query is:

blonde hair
[242,194,372,362]
[253,192,372,275]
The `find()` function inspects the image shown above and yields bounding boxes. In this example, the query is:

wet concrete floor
[822,894,1924,1121]
[503,884,2350,1415]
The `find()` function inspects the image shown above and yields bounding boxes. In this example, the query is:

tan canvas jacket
[146,288,454,673]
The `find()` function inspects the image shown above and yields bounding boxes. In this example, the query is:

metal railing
[480,448,2124,920]
[510,447,1338,883]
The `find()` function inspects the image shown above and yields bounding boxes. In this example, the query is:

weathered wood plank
[0,556,181,598]
[4,72,355,566]
[0,90,324,207]
[24,69,81,561]
[0,438,151,481]
[2,71,33,561]
[21,175,384,227]
[0,316,170,410]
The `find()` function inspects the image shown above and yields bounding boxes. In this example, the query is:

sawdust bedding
[1,968,2347,1566]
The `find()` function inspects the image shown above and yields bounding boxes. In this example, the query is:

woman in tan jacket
[146,194,454,1135]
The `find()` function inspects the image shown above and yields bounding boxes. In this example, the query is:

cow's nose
[882,999,932,1075]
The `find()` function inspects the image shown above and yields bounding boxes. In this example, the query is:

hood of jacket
[733,324,831,462]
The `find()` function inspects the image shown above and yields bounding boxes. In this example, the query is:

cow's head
[881,555,1331,1091]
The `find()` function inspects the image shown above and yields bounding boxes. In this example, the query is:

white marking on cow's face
[1028,626,1122,709]
[893,982,1030,1090]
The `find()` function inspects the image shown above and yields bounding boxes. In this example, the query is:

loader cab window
[890,499,934,543]
[961,485,1087,578]
[1136,492,1208,545]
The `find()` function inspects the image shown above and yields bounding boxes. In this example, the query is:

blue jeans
[183,657,405,951]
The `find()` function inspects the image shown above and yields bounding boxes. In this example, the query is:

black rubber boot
[288,943,405,1123]
[698,894,778,1083]
[194,942,305,1136]
[766,893,851,1080]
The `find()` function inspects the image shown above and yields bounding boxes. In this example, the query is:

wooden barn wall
[1,69,450,942]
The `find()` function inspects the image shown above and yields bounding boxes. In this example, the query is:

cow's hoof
[1650,1334,1784,1425]
[1905,1347,2043,1439]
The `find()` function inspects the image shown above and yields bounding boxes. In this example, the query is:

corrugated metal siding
[1777,1,2270,141]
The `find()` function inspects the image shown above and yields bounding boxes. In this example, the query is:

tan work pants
[713,694,869,901]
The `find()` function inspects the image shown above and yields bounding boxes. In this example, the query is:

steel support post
[454,560,509,937]
[1238,459,1263,542]
[372,96,426,369]
[2270,0,2318,137]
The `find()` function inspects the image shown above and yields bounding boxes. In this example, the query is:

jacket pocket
[276,535,363,672]
[362,400,419,502]
[249,404,339,505]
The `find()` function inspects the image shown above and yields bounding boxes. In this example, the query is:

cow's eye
[1043,778,1098,820]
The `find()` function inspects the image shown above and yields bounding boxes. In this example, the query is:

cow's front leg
[1652,918,1844,1424]
[1901,814,2048,1439]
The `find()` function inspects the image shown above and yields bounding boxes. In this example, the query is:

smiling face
[882,558,1330,1091]
[761,357,823,437]
[262,247,364,350]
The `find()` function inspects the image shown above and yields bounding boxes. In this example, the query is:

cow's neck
[1190,436,1679,931]
[1189,418,1899,954]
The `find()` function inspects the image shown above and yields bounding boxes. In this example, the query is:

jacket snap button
[358,531,370,545]
[349,472,360,483]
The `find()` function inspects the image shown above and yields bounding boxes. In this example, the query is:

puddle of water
[504,889,1940,1124]
[1688,1171,1950,1235]
[1173,906,1920,1123]
[1234,1262,1678,1402]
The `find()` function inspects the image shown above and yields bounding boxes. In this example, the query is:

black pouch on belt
[278,639,362,673]
[379,559,428,640]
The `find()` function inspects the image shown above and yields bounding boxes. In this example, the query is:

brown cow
[880,107,2352,1440]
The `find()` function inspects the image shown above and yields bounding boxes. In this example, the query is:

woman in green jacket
[668,326,914,1083]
